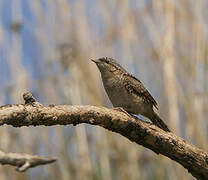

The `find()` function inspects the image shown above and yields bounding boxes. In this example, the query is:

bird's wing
[123,74,158,109]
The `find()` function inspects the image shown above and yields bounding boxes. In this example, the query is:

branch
[0,150,56,172]
[0,92,207,179]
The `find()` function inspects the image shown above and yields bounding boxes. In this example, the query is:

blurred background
[0,0,207,179]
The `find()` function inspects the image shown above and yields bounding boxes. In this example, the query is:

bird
[91,57,170,132]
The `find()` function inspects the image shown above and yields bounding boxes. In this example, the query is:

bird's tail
[150,112,171,132]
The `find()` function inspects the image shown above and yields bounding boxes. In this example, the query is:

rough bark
[0,92,207,179]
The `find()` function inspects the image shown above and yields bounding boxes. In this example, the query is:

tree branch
[0,150,56,172]
[0,92,207,179]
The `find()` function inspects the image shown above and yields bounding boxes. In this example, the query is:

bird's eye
[105,59,110,64]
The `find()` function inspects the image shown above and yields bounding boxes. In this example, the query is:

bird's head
[91,57,126,77]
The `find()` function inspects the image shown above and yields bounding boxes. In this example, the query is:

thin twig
[0,150,56,172]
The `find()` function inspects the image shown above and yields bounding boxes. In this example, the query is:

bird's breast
[101,75,150,115]
[102,76,133,107]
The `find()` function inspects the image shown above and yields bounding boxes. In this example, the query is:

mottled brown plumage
[91,57,170,132]
[123,74,158,109]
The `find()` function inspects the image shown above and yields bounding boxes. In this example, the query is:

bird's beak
[91,59,99,63]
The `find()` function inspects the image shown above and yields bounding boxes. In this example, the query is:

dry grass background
[0,0,207,179]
